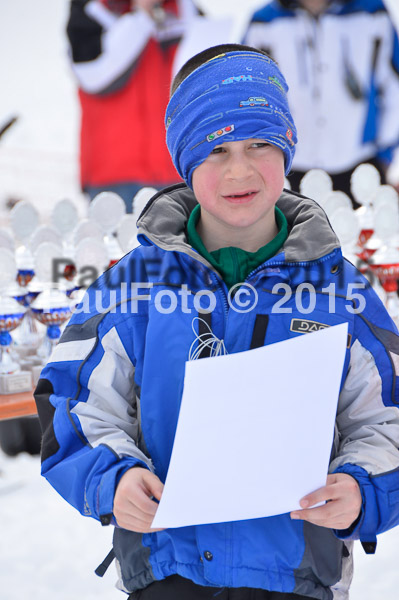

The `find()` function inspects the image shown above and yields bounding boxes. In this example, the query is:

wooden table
[0,391,37,421]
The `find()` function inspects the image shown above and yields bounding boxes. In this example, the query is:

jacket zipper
[231,247,240,285]
[210,271,229,326]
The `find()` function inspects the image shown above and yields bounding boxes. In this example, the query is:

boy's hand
[113,467,164,533]
[290,473,362,530]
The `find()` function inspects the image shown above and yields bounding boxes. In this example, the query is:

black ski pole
[0,116,18,141]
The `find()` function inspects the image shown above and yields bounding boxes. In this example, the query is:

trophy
[61,218,104,296]
[9,200,39,287]
[368,203,399,325]
[51,197,79,262]
[0,227,15,254]
[30,289,73,362]
[299,169,333,204]
[351,163,380,247]
[358,235,381,263]
[74,236,109,283]
[12,224,63,353]
[372,184,399,210]
[29,242,72,362]
[29,224,60,255]
[319,191,353,219]
[328,206,367,268]
[132,186,158,219]
[355,184,399,263]
[8,278,42,355]
[0,248,32,393]
[117,214,139,254]
[73,218,103,247]
[89,191,125,265]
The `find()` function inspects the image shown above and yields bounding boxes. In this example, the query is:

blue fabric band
[165,51,297,187]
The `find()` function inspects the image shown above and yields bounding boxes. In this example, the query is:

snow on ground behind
[0,450,119,600]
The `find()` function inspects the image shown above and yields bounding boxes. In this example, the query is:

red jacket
[67,0,191,187]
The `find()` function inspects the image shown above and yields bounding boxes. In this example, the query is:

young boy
[35,44,399,600]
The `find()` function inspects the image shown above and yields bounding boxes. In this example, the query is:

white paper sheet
[152,323,348,529]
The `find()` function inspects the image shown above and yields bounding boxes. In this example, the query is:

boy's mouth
[223,191,258,203]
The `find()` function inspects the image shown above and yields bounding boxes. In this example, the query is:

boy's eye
[210,146,225,154]
[251,142,270,148]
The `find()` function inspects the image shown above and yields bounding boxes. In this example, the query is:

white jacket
[244,0,399,174]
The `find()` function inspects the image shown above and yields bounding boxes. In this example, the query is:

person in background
[67,0,200,212]
[244,0,399,206]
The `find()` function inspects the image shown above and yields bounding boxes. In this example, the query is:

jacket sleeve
[66,0,156,94]
[329,302,399,550]
[34,283,152,525]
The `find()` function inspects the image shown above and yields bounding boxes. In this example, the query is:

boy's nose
[226,153,254,180]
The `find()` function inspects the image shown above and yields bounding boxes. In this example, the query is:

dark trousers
[0,416,41,456]
[129,575,313,600]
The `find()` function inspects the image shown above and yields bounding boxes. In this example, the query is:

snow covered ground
[0,449,119,600]
[2,448,399,600]
[2,1,399,599]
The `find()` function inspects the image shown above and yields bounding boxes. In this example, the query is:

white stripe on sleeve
[71,326,152,468]
[73,10,156,93]
[330,339,399,476]
[49,337,97,364]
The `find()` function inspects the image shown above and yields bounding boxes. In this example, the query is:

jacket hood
[136,183,340,265]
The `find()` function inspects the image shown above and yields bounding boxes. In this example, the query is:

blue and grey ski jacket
[35,186,399,600]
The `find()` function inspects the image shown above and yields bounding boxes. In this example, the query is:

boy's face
[192,139,285,237]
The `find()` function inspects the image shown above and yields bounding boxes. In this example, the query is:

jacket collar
[136,183,340,265]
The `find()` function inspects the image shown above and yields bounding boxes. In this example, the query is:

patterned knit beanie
[165,50,297,188]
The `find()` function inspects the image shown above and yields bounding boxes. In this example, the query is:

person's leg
[128,575,228,600]
[129,577,318,600]
[21,417,42,455]
[267,593,316,600]
[0,419,27,456]
[232,586,314,600]
[0,417,41,456]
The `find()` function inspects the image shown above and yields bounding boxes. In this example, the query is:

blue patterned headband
[165,51,297,188]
